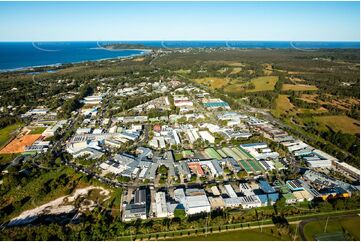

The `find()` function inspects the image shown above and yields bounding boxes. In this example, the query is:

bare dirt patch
[0,134,41,154]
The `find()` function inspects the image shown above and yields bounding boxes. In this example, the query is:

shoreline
[0,49,152,74]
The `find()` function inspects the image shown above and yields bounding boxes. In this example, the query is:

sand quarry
[8,186,110,226]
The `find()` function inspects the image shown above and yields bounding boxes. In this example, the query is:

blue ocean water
[0,41,359,72]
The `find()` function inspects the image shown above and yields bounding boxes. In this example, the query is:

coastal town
[1,72,359,225]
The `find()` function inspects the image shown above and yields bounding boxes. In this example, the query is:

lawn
[170,227,290,241]
[194,77,230,89]
[282,84,318,91]
[246,76,279,92]
[303,216,360,241]
[313,115,360,134]
[0,123,22,148]
[29,127,46,135]
[272,94,295,117]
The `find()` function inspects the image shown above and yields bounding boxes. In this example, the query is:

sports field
[303,216,360,241]
[246,76,279,92]
[0,123,22,148]
[0,134,41,154]
[281,84,318,91]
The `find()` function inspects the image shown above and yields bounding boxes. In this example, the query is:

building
[155,192,168,218]
[224,184,238,198]
[123,189,147,221]
[198,131,215,143]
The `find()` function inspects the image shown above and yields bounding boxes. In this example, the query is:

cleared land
[272,94,295,117]
[0,123,22,148]
[282,84,318,91]
[313,115,360,134]
[246,76,278,92]
[194,77,230,89]
[223,83,245,94]
[303,216,360,241]
[0,134,41,154]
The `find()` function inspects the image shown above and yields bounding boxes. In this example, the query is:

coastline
[0,49,152,73]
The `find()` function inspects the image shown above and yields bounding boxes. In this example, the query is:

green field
[303,216,360,241]
[29,127,46,135]
[0,123,22,148]
[313,115,360,134]
[170,227,289,241]
[246,76,279,92]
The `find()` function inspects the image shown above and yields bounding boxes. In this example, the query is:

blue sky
[0,1,359,41]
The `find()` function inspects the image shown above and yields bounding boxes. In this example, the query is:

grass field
[170,227,290,241]
[29,127,46,135]
[223,83,245,94]
[194,77,230,89]
[272,94,295,117]
[0,123,22,148]
[313,115,360,134]
[246,76,279,92]
[282,84,318,91]
[303,216,360,241]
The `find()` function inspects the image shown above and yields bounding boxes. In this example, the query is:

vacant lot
[282,84,318,91]
[313,115,360,134]
[194,77,230,89]
[0,134,41,154]
[247,76,279,92]
[272,94,295,117]
[0,123,22,148]
[303,216,360,241]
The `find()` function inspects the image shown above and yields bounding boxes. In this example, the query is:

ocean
[0,41,359,72]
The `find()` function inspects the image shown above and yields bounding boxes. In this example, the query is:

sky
[0,1,359,41]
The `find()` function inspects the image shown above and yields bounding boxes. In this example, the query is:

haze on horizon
[0,1,359,42]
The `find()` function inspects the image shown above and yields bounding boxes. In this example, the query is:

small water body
[0,41,359,72]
